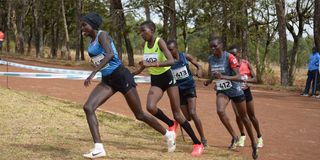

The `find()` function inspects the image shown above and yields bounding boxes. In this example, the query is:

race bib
[240,75,248,89]
[172,66,189,80]
[216,80,232,90]
[143,54,158,63]
[91,54,109,69]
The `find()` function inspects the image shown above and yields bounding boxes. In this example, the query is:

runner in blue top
[80,12,176,159]
[203,37,258,159]
[167,40,208,147]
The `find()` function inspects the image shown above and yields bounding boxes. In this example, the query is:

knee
[217,109,225,116]
[146,104,157,115]
[134,113,146,121]
[189,111,197,120]
[83,104,95,114]
[173,111,183,121]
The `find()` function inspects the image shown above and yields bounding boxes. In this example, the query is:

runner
[80,12,175,159]
[228,45,263,148]
[203,37,258,159]
[133,20,204,156]
[167,40,208,147]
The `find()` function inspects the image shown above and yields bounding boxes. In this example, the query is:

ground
[0,59,319,160]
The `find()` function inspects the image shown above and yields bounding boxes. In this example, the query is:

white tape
[0,60,151,83]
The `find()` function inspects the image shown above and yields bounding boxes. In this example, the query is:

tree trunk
[27,23,32,55]
[110,0,123,60]
[162,0,170,41]
[50,20,58,58]
[61,0,71,60]
[274,0,289,86]
[241,1,249,58]
[254,25,261,82]
[168,0,176,40]
[32,0,44,58]
[12,0,26,55]
[144,0,151,21]
[6,0,11,53]
[315,0,320,50]
[75,0,83,61]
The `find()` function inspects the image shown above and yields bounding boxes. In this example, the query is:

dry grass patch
[0,88,241,160]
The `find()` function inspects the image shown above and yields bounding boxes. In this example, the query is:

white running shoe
[83,148,106,159]
[257,137,264,148]
[237,135,246,147]
[166,131,176,152]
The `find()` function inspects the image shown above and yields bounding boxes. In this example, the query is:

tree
[286,0,314,85]
[274,0,289,86]
[61,0,71,60]
[315,0,320,49]
[75,0,84,61]
[32,0,44,58]
[12,0,28,55]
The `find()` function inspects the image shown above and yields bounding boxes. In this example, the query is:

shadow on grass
[10,143,70,156]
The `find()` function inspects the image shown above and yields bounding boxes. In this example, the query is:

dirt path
[1,59,319,160]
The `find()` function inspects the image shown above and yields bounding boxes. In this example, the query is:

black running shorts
[101,65,137,94]
[151,69,177,91]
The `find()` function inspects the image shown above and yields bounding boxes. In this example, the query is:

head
[209,36,223,56]
[80,12,102,36]
[167,40,179,58]
[140,20,156,41]
[228,45,241,58]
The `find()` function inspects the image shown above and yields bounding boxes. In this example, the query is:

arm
[132,61,145,75]
[246,61,258,83]
[186,53,203,78]
[84,32,115,87]
[203,61,214,86]
[156,38,174,66]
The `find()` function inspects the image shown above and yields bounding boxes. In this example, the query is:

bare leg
[187,97,206,140]
[216,93,237,138]
[124,87,166,135]
[231,101,245,135]
[83,83,114,143]
[246,100,262,137]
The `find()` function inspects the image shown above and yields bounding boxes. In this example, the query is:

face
[167,43,178,58]
[209,40,222,55]
[140,25,153,41]
[229,48,241,58]
[80,21,93,36]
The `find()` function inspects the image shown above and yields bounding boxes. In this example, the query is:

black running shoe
[252,145,259,160]
[228,137,238,150]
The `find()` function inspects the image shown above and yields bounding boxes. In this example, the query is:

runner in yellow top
[133,20,204,156]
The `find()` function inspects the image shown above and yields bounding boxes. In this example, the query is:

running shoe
[166,131,176,152]
[257,137,264,148]
[201,138,209,147]
[191,143,204,156]
[237,135,246,147]
[252,145,259,160]
[83,148,106,159]
[300,93,308,97]
[228,137,238,150]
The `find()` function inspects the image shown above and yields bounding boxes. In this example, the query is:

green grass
[0,88,241,160]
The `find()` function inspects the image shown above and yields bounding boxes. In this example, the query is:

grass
[0,88,241,160]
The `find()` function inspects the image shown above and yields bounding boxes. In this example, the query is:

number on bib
[143,54,158,63]
[216,80,232,90]
[172,66,189,80]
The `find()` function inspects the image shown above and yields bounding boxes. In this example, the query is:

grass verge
[0,88,240,160]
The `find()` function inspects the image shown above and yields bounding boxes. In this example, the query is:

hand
[203,80,211,86]
[213,71,222,79]
[196,69,203,78]
[84,72,96,87]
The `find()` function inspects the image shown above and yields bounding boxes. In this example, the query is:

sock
[241,133,246,136]
[181,120,201,144]
[154,109,174,127]
[94,143,104,150]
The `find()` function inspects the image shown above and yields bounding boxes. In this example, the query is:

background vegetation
[0,0,318,86]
